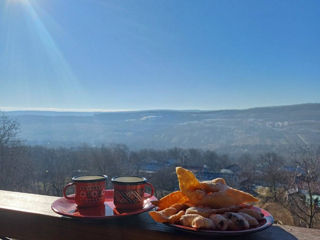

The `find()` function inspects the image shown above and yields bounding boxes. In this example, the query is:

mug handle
[63,182,75,200]
[144,182,154,199]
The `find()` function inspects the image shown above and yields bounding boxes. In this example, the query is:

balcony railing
[0,190,318,240]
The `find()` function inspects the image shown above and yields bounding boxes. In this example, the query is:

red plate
[51,189,157,219]
[165,207,274,236]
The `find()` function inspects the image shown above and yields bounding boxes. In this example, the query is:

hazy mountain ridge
[5,103,320,153]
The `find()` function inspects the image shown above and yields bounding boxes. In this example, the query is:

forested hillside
[5,103,320,155]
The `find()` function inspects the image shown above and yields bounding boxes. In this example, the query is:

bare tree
[89,145,129,178]
[259,152,286,201]
[0,113,19,146]
[203,150,219,171]
[238,153,258,192]
[150,166,178,198]
[0,113,33,192]
[286,147,320,228]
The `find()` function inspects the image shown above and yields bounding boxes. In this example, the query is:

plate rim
[164,206,274,236]
[51,189,157,219]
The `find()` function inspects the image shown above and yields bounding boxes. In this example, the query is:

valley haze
[3,103,320,156]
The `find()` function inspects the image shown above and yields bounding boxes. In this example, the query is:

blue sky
[0,0,319,111]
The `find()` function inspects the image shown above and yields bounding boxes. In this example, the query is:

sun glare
[7,0,27,3]
[4,0,29,8]
[1,0,90,108]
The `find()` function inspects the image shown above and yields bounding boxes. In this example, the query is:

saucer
[51,189,157,219]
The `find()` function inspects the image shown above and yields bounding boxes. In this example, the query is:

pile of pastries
[149,167,263,231]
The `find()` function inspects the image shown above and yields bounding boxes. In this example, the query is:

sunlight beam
[2,0,91,109]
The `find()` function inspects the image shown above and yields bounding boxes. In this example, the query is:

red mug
[111,177,154,210]
[63,175,107,208]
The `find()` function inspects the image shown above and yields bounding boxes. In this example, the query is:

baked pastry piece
[224,212,250,230]
[180,214,215,229]
[192,215,215,229]
[176,167,258,208]
[209,214,229,230]
[238,208,264,220]
[185,206,214,218]
[152,190,190,210]
[168,210,185,224]
[238,212,259,226]
[149,203,187,223]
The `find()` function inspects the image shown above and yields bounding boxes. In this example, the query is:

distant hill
[4,103,320,155]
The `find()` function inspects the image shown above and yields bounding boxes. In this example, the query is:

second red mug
[111,176,154,211]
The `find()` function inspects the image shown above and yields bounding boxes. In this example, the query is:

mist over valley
[5,103,320,156]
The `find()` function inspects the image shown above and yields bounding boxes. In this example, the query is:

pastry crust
[224,212,250,230]
[209,214,229,230]
[239,208,264,221]
[185,206,214,218]
[176,167,258,208]
[180,214,215,229]
[238,212,259,226]
[149,203,187,223]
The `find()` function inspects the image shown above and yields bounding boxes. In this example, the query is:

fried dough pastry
[200,178,227,192]
[176,167,258,208]
[239,208,264,221]
[184,206,250,222]
[185,206,214,218]
[209,214,228,230]
[168,210,185,224]
[152,191,190,210]
[224,212,250,230]
[180,214,199,226]
[149,203,187,223]
[180,214,215,229]
[192,216,215,229]
[211,205,247,214]
[238,212,259,227]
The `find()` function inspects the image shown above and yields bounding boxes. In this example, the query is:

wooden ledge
[0,190,319,240]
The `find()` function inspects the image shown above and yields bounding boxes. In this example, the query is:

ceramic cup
[63,175,107,208]
[111,176,154,210]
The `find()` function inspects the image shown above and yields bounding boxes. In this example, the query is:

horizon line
[0,103,319,113]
